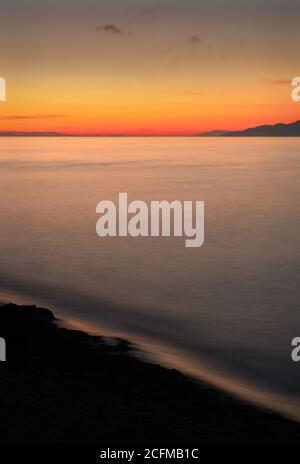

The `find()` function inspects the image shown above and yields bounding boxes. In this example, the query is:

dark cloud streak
[189,34,201,44]
[262,78,291,85]
[0,114,68,120]
[97,24,122,34]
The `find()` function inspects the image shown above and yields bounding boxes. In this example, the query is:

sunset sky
[0,0,300,135]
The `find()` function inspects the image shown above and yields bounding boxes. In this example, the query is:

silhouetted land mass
[196,130,229,137]
[1,303,300,444]
[0,131,62,137]
[223,119,300,137]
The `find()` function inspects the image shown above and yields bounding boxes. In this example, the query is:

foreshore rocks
[0,302,300,444]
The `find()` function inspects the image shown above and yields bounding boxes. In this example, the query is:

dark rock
[0,303,300,444]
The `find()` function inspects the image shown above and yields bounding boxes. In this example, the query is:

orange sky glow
[0,0,299,135]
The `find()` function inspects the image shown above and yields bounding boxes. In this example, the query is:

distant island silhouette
[198,119,300,137]
[0,131,62,137]
[196,130,229,137]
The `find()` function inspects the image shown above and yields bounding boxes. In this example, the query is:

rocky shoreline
[0,302,300,444]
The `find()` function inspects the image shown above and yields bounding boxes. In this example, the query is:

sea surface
[0,137,300,420]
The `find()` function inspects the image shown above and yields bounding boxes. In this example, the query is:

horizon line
[1,118,300,138]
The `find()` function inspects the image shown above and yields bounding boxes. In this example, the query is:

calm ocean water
[0,137,300,420]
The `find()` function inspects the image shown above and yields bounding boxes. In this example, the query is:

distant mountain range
[198,120,300,137]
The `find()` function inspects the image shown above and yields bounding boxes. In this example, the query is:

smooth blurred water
[0,137,300,420]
